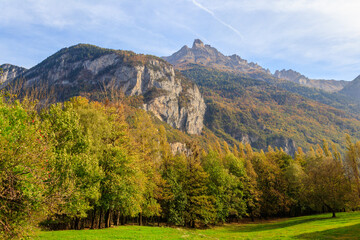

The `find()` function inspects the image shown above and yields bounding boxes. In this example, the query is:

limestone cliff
[0,64,27,86]
[20,44,206,134]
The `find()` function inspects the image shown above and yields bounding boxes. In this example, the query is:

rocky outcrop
[267,135,296,156]
[234,132,296,155]
[170,142,190,156]
[0,64,27,86]
[21,44,206,134]
[274,69,348,93]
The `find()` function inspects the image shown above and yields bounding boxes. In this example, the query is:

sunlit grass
[37,211,360,240]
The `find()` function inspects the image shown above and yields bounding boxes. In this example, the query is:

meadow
[37,211,360,240]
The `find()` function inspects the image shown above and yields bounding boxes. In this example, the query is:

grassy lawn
[36,211,360,240]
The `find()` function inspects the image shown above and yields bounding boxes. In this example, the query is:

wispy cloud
[191,0,243,39]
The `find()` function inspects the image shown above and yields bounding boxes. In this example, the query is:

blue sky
[1,0,360,80]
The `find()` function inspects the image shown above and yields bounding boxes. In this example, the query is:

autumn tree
[302,143,351,217]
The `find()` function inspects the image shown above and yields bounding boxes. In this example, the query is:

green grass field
[36,212,360,240]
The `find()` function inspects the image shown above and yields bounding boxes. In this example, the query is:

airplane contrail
[191,0,243,39]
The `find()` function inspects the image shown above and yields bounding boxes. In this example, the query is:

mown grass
[36,211,360,240]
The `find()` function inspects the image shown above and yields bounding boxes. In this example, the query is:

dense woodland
[1,92,360,240]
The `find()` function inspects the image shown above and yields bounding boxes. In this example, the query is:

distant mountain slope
[274,69,348,93]
[9,44,206,134]
[340,75,360,101]
[274,80,360,117]
[181,66,360,154]
[0,64,27,86]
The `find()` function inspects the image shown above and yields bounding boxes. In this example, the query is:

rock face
[170,142,190,156]
[163,39,272,81]
[0,64,27,86]
[274,69,348,93]
[21,44,206,134]
[267,135,296,156]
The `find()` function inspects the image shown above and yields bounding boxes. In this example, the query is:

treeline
[1,95,360,239]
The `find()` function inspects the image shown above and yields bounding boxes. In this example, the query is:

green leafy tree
[41,97,102,228]
[0,97,52,239]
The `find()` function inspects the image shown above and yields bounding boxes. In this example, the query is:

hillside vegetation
[181,66,360,154]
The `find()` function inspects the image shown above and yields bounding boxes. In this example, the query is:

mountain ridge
[164,39,353,94]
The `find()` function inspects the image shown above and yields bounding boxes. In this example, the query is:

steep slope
[340,75,360,101]
[181,66,360,154]
[274,69,348,93]
[0,64,27,86]
[18,44,206,134]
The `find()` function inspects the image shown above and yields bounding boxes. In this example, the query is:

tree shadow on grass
[229,217,330,233]
[295,223,360,239]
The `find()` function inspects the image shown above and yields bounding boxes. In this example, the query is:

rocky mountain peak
[163,39,273,81]
[192,39,204,48]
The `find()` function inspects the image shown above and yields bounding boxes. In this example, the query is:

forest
[1,92,360,240]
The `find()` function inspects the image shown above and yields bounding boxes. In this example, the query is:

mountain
[274,69,348,93]
[0,64,27,86]
[163,39,274,81]
[163,39,349,93]
[340,75,360,101]
[163,40,360,154]
[9,44,206,135]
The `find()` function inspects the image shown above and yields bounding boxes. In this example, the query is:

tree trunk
[139,212,143,226]
[105,209,111,228]
[332,211,336,218]
[108,210,112,228]
[91,208,96,229]
[98,210,102,229]
[121,215,125,225]
[113,211,119,226]
[75,217,80,230]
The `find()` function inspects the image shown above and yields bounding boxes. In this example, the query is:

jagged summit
[192,39,204,48]
[163,39,272,81]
